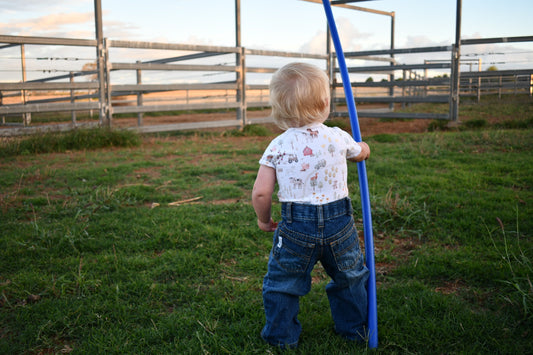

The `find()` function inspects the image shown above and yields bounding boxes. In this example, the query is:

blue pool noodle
[321,0,378,348]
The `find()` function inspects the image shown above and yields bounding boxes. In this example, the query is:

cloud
[0,0,91,14]
[298,30,326,54]
[0,12,94,37]
[403,35,450,48]
[101,19,142,40]
[298,16,373,54]
[0,10,143,40]
[0,0,62,11]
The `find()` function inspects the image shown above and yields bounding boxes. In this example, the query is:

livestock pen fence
[1,0,532,137]
[0,34,324,135]
[1,33,532,137]
[331,36,533,121]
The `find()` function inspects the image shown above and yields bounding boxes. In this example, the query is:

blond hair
[269,62,330,130]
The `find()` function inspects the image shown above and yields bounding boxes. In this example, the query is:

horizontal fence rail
[1,33,532,136]
[329,36,533,121]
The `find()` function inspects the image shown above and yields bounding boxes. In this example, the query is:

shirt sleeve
[334,127,362,159]
[258,139,278,168]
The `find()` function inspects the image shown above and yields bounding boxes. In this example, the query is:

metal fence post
[402,69,406,108]
[0,91,4,124]
[389,12,395,110]
[20,44,31,126]
[449,0,462,123]
[136,61,143,126]
[327,25,336,115]
[94,0,107,126]
[235,0,246,127]
[477,59,482,103]
[104,38,112,127]
[70,72,77,124]
[237,47,246,127]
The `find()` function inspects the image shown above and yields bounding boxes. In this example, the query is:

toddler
[252,62,370,348]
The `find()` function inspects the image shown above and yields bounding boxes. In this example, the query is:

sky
[0,0,532,83]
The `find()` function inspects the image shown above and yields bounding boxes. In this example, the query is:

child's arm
[348,141,371,162]
[252,165,278,232]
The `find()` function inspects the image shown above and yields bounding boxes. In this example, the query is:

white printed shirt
[259,123,361,205]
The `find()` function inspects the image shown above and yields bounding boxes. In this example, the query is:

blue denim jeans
[261,197,369,348]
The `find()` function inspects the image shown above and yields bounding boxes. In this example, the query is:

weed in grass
[484,213,533,320]
[495,117,533,129]
[371,185,430,239]
[463,118,488,129]
[427,119,450,132]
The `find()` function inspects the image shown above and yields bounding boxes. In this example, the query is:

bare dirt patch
[357,116,432,136]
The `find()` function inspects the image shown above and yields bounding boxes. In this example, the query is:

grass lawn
[1,97,532,354]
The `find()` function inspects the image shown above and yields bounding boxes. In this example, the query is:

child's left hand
[257,218,278,232]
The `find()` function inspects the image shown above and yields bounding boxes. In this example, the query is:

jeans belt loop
[317,204,324,227]
[286,202,292,223]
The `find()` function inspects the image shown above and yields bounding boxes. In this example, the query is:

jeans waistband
[281,197,353,224]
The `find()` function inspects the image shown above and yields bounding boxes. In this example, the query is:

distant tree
[365,77,374,82]
[487,65,498,71]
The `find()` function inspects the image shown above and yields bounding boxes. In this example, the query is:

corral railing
[0,34,329,136]
[461,69,533,101]
[1,34,532,137]
[105,39,244,133]
[331,37,533,122]
[333,45,453,121]
[0,35,101,132]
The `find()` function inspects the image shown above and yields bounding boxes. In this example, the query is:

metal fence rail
[1,33,532,136]
[1,0,533,136]
[328,37,533,121]
[461,69,533,99]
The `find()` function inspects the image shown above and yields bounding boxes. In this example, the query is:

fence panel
[1,34,532,136]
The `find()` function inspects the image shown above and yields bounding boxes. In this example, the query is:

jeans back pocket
[273,228,315,274]
[330,224,362,272]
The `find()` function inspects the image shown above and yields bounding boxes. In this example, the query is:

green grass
[1,102,532,353]
[0,128,141,157]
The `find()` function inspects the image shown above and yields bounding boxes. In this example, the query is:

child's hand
[257,218,278,232]
[349,142,370,162]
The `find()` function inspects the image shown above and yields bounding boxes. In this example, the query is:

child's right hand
[350,142,370,162]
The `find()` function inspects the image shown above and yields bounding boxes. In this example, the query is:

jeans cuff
[261,331,299,349]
